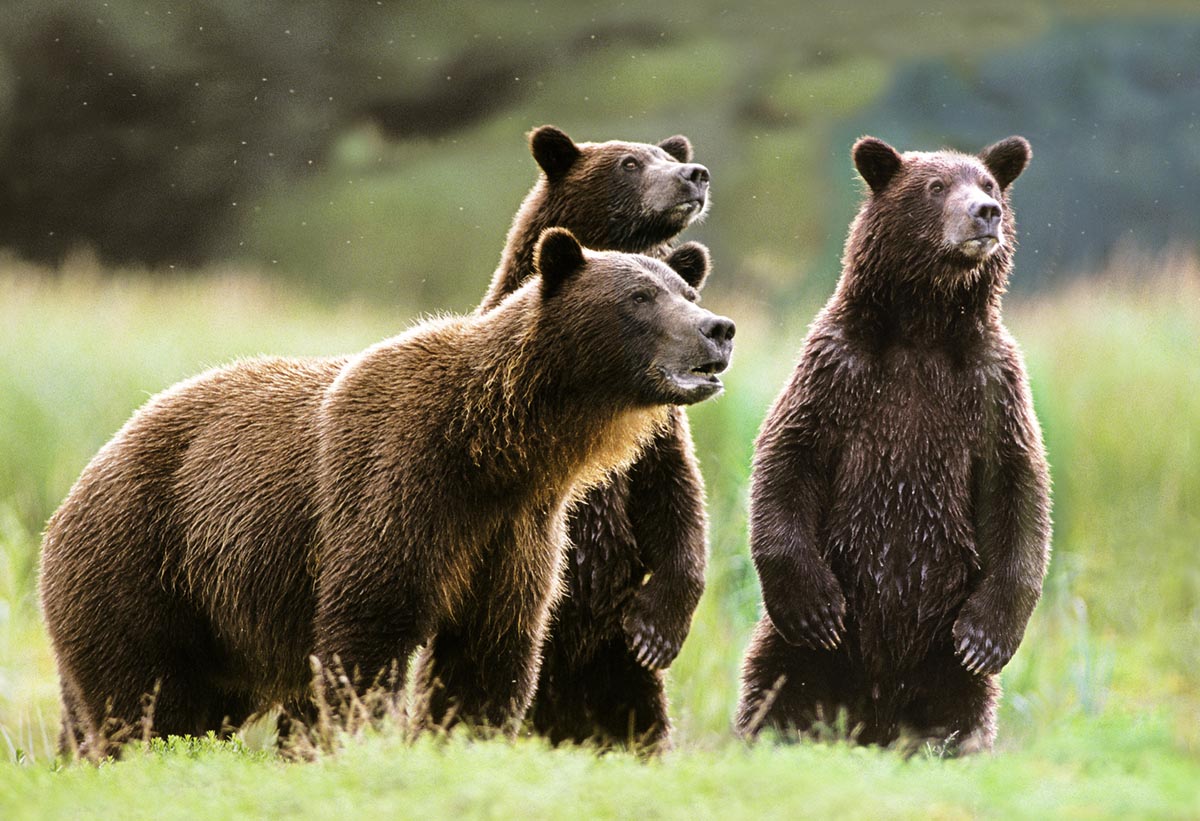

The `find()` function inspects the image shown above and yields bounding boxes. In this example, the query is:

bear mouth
[671,198,706,218]
[660,360,727,402]
[690,360,725,379]
[957,234,1000,258]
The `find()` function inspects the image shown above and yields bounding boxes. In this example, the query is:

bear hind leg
[60,624,247,758]
[530,645,594,746]
[735,618,861,741]
[56,680,89,760]
[413,625,544,736]
[590,639,671,752]
[899,651,999,756]
[67,670,244,758]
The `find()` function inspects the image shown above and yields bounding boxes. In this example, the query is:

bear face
[533,228,733,406]
[851,136,1031,278]
[530,126,711,251]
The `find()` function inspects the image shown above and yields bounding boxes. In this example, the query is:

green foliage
[0,258,1197,814]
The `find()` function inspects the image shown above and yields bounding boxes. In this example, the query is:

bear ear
[658,135,693,163]
[979,136,1031,190]
[853,136,903,195]
[666,242,711,290]
[534,227,586,298]
[530,125,582,181]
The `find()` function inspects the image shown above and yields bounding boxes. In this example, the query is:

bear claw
[765,589,847,651]
[954,620,1013,676]
[768,605,845,651]
[623,605,683,671]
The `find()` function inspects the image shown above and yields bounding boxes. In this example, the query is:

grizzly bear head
[851,135,1032,277]
[528,125,711,252]
[533,227,733,406]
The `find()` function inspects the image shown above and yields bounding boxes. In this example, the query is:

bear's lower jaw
[657,367,724,405]
[666,198,707,225]
[956,235,1001,259]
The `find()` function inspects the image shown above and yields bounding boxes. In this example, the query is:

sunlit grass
[0,713,1194,820]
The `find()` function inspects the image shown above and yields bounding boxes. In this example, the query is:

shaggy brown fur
[735,136,1051,754]
[476,126,714,749]
[39,228,733,758]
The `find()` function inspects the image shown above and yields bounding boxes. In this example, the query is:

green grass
[2,714,1198,819]
[1,256,1198,816]
[0,713,1194,820]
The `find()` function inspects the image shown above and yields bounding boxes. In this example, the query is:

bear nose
[971,198,1002,228]
[680,164,710,186]
[701,315,735,344]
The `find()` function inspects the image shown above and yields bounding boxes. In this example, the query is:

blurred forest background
[0,0,1197,307]
[1,2,1198,804]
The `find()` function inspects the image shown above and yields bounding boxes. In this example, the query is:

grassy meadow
[0,253,1198,817]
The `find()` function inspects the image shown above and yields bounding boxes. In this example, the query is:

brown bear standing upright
[456,126,713,749]
[735,136,1051,753]
[39,228,734,758]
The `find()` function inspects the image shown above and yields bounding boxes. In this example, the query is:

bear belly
[556,477,642,651]
[826,428,979,680]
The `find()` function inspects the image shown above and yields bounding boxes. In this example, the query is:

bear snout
[667,164,709,214]
[651,305,735,403]
[697,314,735,374]
[679,163,710,187]
[944,187,1006,259]
[969,197,1002,238]
[701,314,735,346]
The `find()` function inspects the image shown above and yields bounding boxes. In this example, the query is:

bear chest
[824,350,987,646]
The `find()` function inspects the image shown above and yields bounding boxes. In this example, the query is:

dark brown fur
[40,229,733,758]
[476,126,713,749]
[735,137,1051,753]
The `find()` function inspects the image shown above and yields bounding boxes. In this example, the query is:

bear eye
[981,179,995,193]
[631,289,655,304]
[621,156,642,172]
[928,180,946,195]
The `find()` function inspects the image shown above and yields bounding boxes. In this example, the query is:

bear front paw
[952,613,1017,676]
[766,598,846,651]
[758,556,844,648]
[622,597,684,671]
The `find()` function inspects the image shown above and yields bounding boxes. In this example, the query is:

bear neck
[478,182,672,313]
[479,189,554,312]
[458,287,664,495]
[833,221,1010,352]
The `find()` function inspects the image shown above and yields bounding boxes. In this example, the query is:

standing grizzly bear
[462,126,713,749]
[39,228,734,758]
[735,136,1051,753]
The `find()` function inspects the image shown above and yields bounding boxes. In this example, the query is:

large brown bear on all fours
[39,228,734,758]
[464,125,714,749]
[735,136,1051,753]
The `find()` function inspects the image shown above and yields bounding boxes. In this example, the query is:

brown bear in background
[463,123,710,748]
[466,125,714,749]
[39,228,734,758]
[735,136,1051,754]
